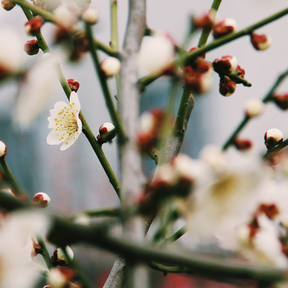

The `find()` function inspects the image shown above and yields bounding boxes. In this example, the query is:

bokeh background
[1,0,288,287]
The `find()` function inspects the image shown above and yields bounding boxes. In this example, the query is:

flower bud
[0,141,7,158]
[32,192,51,208]
[189,47,206,59]
[245,98,264,118]
[235,65,245,78]
[193,10,216,30]
[273,93,288,110]
[250,33,271,51]
[234,138,252,151]
[25,16,45,35]
[24,39,39,56]
[82,7,99,25]
[219,76,236,96]
[213,18,237,38]
[213,55,237,75]
[1,0,15,10]
[67,79,80,92]
[97,122,116,144]
[51,246,74,266]
[100,57,121,77]
[264,128,284,149]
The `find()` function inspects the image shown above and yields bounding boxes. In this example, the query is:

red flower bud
[25,16,44,35]
[273,93,288,110]
[234,138,252,151]
[250,33,271,51]
[213,18,237,39]
[24,39,39,56]
[213,55,237,75]
[32,192,50,208]
[1,0,15,10]
[219,76,236,96]
[264,128,284,149]
[67,78,80,92]
[193,10,216,30]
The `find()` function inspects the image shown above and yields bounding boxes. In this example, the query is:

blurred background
[1,0,288,287]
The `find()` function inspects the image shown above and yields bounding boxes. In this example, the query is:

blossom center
[55,104,79,135]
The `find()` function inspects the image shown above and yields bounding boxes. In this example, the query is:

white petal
[76,115,82,131]
[47,129,68,145]
[70,91,81,113]
[51,101,68,114]
[60,133,79,151]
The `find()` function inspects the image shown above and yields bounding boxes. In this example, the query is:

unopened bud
[219,76,236,96]
[51,246,74,266]
[213,18,237,39]
[97,122,116,144]
[82,7,99,25]
[250,33,271,51]
[264,128,284,149]
[189,47,206,59]
[235,65,245,78]
[24,39,39,56]
[1,0,15,10]
[0,141,7,158]
[25,16,44,35]
[32,192,51,208]
[193,10,216,30]
[234,138,252,151]
[67,79,80,92]
[100,57,121,77]
[245,98,264,118]
[273,93,288,110]
[213,55,237,74]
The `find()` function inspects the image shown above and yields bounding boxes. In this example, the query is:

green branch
[263,138,288,159]
[197,0,222,47]
[85,23,125,140]
[0,157,23,197]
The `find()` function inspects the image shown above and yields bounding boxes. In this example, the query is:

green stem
[11,0,56,22]
[228,72,252,87]
[85,23,125,140]
[263,138,288,159]
[94,39,120,58]
[82,125,121,198]
[180,6,288,66]
[149,261,193,274]
[174,85,192,132]
[164,225,188,243]
[37,236,54,269]
[0,157,23,197]
[222,116,249,150]
[197,0,222,47]
[262,69,288,103]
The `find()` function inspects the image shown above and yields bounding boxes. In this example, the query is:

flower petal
[47,129,68,145]
[69,92,81,114]
[60,132,79,151]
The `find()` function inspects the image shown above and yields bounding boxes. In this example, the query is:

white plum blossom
[137,32,175,76]
[47,92,82,151]
[0,211,49,288]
